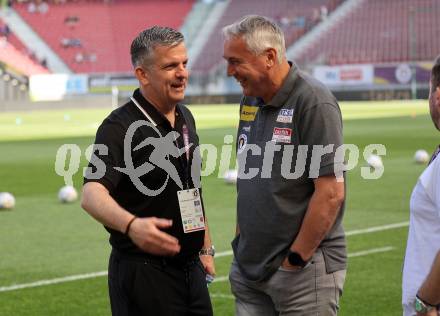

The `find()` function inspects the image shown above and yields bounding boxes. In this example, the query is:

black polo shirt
[84,88,205,260]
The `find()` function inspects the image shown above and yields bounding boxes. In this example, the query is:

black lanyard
[173,122,191,190]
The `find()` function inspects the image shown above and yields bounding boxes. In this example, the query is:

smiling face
[137,42,188,110]
[223,36,270,98]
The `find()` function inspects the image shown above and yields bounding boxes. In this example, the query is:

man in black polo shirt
[81,26,215,316]
[223,16,346,315]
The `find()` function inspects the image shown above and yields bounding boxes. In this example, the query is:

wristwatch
[199,245,215,257]
[287,250,308,267]
[415,295,436,314]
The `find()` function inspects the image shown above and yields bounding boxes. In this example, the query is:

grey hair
[222,15,286,64]
[130,26,184,68]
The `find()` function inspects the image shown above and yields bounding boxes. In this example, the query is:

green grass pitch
[0,100,438,315]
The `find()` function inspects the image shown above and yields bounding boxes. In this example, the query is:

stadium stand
[0,18,48,76]
[0,18,27,53]
[13,0,195,73]
[190,0,342,75]
[6,31,27,53]
[296,0,440,66]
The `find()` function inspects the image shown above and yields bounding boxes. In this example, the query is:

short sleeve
[84,120,126,193]
[421,155,440,216]
[298,102,344,178]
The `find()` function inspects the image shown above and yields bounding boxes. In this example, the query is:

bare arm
[199,217,216,275]
[287,175,345,264]
[417,250,440,307]
[235,223,240,236]
[81,182,134,233]
[81,182,180,256]
[202,218,213,250]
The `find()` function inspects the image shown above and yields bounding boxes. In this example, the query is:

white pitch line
[213,222,408,258]
[348,246,394,257]
[210,293,234,300]
[211,246,395,284]
[217,250,233,258]
[0,271,107,292]
[0,222,407,293]
[345,221,409,236]
[213,276,229,283]
[0,246,395,292]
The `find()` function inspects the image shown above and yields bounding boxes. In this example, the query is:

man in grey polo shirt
[223,15,346,315]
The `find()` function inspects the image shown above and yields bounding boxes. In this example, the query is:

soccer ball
[58,185,78,203]
[414,149,429,164]
[366,154,383,169]
[0,192,15,209]
[223,169,238,184]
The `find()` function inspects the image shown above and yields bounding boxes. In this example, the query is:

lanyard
[131,96,191,189]
[182,124,190,161]
[173,124,191,190]
[131,97,158,126]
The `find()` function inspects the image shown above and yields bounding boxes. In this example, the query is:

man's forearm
[81,182,134,234]
[82,182,181,256]
[235,223,240,237]
[200,216,216,275]
[202,218,213,249]
[290,176,344,261]
[418,251,440,305]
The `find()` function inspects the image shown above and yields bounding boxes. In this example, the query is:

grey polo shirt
[232,63,346,282]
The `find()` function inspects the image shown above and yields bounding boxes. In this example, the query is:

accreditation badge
[177,188,206,233]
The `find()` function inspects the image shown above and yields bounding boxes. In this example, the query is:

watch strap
[415,295,436,313]
[287,250,308,267]
[199,246,215,256]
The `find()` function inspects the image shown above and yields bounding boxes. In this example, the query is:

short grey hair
[222,15,286,64]
[130,26,184,68]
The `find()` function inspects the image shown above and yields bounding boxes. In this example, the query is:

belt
[112,248,200,268]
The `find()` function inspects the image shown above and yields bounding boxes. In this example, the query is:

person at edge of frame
[402,55,440,316]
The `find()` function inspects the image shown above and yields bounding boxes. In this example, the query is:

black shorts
[108,249,213,316]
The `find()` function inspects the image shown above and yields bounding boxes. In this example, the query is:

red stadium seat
[296,0,440,66]
[191,0,342,75]
[14,0,195,73]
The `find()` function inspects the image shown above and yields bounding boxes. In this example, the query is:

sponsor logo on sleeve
[272,127,292,143]
[276,108,294,123]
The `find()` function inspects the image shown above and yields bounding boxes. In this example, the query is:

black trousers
[108,249,213,316]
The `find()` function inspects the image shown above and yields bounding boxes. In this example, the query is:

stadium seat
[14,0,195,73]
[191,0,342,75]
[295,0,440,66]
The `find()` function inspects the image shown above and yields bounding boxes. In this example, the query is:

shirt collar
[266,61,298,108]
[429,144,440,165]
